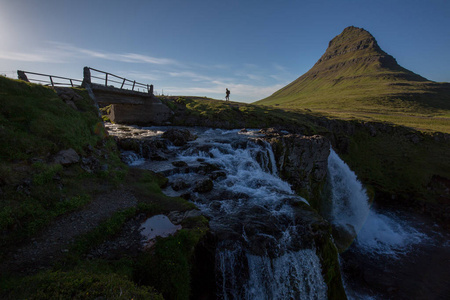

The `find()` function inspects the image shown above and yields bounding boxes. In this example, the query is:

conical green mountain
[256,26,450,129]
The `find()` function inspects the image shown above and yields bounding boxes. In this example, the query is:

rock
[262,134,330,209]
[162,128,196,146]
[54,87,83,101]
[198,163,220,175]
[172,179,190,191]
[65,100,78,110]
[331,223,357,253]
[81,156,100,173]
[52,148,80,165]
[141,139,171,161]
[168,209,202,224]
[194,178,214,193]
[172,160,188,168]
[210,170,227,180]
[116,138,141,153]
[184,209,202,219]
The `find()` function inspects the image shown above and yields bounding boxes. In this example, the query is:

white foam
[328,149,427,256]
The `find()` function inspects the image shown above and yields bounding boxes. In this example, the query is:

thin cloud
[0,52,47,62]
[53,43,179,66]
[1,41,180,66]
[117,53,177,65]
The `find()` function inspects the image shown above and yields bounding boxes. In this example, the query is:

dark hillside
[0,77,206,299]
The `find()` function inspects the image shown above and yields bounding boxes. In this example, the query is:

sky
[1,0,449,102]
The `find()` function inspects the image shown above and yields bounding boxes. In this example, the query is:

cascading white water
[173,128,327,299]
[327,149,371,233]
[216,244,327,300]
[245,249,327,300]
[327,148,426,256]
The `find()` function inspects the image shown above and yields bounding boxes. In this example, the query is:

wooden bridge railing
[17,70,82,87]
[16,67,154,96]
[83,67,153,95]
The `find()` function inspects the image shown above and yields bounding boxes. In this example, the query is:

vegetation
[0,76,123,250]
[160,96,322,133]
[0,77,208,299]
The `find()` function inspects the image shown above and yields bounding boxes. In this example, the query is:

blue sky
[1,0,449,102]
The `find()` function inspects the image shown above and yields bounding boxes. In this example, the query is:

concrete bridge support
[82,67,172,125]
[109,102,173,125]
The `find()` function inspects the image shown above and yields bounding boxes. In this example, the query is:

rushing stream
[107,124,449,299]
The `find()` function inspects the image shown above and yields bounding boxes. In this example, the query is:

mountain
[256,26,450,132]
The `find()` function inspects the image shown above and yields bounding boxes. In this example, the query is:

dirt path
[1,188,138,275]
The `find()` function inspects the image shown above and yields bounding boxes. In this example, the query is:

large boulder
[162,128,196,146]
[194,178,214,193]
[52,148,80,165]
[261,131,330,209]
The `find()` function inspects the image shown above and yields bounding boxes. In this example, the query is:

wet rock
[141,140,171,161]
[194,178,214,193]
[210,170,227,180]
[162,128,197,146]
[168,209,202,224]
[262,134,330,209]
[52,148,80,165]
[331,223,357,253]
[172,178,190,191]
[116,138,141,153]
[172,160,188,168]
[198,163,220,175]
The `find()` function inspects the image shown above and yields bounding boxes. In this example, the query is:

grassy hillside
[0,77,208,299]
[256,26,450,133]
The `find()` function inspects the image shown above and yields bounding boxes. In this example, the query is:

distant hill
[256,26,450,133]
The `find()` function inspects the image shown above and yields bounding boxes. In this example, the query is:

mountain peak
[303,26,427,81]
[255,26,450,113]
[316,26,391,67]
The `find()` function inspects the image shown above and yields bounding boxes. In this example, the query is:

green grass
[161,96,321,133]
[0,77,212,299]
[342,127,450,203]
[2,270,163,300]
[256,80,450,134]
[0,77,105,160]
[0,77,126,254]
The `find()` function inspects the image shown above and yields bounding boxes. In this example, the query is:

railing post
[49,76,54,87]
[105,73,108,86]
[82,67,91,87]
[17,70,29,82]
[70,79,74,87]
[132,80,136,91]
[120,78,126,89]
[149,84,154,96]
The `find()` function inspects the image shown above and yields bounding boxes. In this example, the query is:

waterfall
[327,148,426,256]
[112,126,329,298]
[216,243,327,300]
[327,149,370,233]
[175,129,328,299]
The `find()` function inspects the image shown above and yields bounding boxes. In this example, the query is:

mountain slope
[256,26,450,132]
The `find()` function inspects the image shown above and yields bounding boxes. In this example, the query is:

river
[107,124,450,299]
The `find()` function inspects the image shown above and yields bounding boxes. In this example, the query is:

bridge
[17,67,172,125]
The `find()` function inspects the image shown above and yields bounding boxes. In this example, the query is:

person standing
[225,88,230,101]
